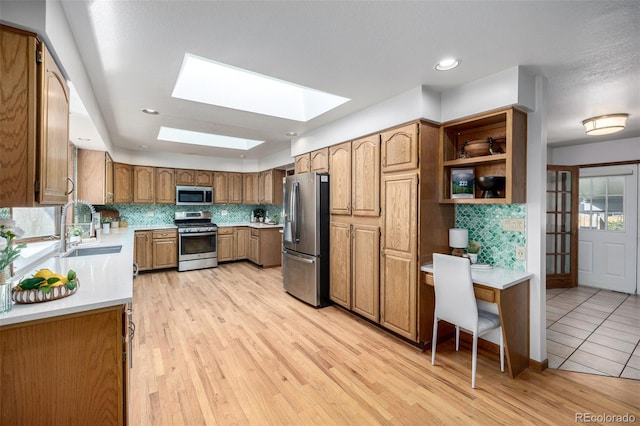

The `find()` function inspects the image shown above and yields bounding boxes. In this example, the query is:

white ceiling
[60,1,640,161]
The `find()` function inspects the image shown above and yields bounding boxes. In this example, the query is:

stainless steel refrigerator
[282,172,330,307]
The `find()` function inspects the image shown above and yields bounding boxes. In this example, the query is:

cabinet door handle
[65,177,75,195]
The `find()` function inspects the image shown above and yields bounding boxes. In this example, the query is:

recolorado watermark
[575,412,636,423]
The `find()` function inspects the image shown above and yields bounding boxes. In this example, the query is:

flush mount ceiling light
[157,126,264,150]
[171,53,350,122]
[142,108,159,115]
[582,114,629,136]
[434,58,460,71]
[286,132,298,137]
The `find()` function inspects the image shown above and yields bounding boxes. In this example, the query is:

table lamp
[449,228,468,257]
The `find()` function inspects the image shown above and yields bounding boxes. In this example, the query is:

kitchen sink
[63,245,122,257]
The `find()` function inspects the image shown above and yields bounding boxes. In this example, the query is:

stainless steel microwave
[176,186,214,205]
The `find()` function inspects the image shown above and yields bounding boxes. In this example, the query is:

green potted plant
[68,226,84,244]
[467,241,481,264]
[101,218,112,234]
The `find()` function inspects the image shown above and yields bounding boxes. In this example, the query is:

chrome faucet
[60,199,96,254]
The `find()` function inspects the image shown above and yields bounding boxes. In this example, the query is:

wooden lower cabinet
[152,229,178,269]
[0,305,129,425]
[134,230,152,271]
[248,227,281,267]
[218,227,250,262]
[329,221,380,322]
[135,229,177,271]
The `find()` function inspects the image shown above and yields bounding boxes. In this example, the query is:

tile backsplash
[101,204,282,226]
[455,204,526,271]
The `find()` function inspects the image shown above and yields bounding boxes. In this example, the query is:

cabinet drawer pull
[65,177,75,195]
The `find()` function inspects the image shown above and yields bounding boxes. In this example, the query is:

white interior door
[578,165,638,293]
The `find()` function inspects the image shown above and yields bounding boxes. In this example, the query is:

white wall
[549,137,640,165]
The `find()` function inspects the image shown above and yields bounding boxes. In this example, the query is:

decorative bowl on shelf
[475,176,506,198]
[461,139,492,158]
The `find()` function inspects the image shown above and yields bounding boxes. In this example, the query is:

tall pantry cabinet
[0,25,71,207]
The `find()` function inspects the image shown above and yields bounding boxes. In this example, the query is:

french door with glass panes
[546,166,579,288]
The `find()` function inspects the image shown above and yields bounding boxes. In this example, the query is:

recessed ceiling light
[240,155,246,158]
[434,58,460,71]
[157,126,264,150]
[286,132,298,137]
[138,145,148,149]
[142,108,159,115]
[77,137,91,142]
[172,53,350,122]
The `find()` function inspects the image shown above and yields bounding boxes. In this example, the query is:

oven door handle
[179,231,217,237]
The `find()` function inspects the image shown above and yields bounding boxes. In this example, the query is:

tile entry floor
[546,286,640,379]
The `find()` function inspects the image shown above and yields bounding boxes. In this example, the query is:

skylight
[171,53,350,122]
[157,127,264,150]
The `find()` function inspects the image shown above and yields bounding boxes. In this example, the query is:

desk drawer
[474,286,495,303]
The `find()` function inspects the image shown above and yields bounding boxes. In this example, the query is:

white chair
[431,253,504,388]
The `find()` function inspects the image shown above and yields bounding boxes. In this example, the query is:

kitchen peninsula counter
[0,228,134,327]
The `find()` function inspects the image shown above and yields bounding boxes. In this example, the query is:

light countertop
[421,263,533,290]
[0,228,135,327]
[128,224,177,230]
[218,222,283,229]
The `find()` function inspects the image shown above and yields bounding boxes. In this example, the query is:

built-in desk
[420,263,533,378]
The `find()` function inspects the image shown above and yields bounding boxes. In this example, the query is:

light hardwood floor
[130,263,640,425]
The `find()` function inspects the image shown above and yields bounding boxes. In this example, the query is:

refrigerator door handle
[284,250,315,264]
[292,181,301,243]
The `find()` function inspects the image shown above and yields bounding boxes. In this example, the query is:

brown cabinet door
[155,167,175,204]
[352,135,380,216]
[77,149,109,205]
[213,172,229,203]
[195,170,213,186]
[310,148,329,173]
[218,233,234,262]
[0,26,37,207]
[249,234,260,264]
[380,172,418,340]
[235,228,249,259]
[352,224,380,321]
[243,173,259,204]
[133,166,155,203]
[294,154,311,174]
[152,238,178,269]
[134,231,152,271]
[105,152,114,204]
[228,172,243,204]
[38,43,70,204]
[329,221,351,308]
[113,163,133,204]
[175,169,195,185]
[380,123,418,173]
[329,142,352,215]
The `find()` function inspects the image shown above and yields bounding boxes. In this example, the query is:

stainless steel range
[174,211,218,272]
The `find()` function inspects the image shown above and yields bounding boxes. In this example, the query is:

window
[578,176,625,231]
[0,207,60,241]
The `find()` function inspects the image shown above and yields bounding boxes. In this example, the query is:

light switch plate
[502,218,525,232]
[221,210,228,216]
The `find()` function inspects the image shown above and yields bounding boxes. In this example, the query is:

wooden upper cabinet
[175,169,195,186]
[310,148,329,173]
[77,149,114,205]
[294,154,311,174]
[228,172,243,204]
[329,142,352,215]
[133,166,155,203]
[381,123,419,173]
[113,163,133,204]
[213,172,229,203]
[261,169,285,205]
[195,170,213,187]
[0,25,37,207]
[351,135,380,216]
[38,42,71,204]
[243,173,259,204]
[155,167,175,204]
